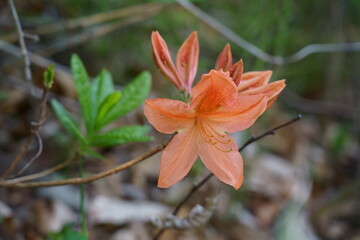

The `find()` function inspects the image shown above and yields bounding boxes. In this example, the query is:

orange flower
[144,70,267,189]
[151,31,199,95]
[215,44,286,108]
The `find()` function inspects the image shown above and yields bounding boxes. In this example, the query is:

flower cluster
[145,32,286,189]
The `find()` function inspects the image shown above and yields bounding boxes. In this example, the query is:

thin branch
[16,131,43,176]
[0,40,72,82]
[2,89,49,179]
[0,141,170,188]
[2,133,35,178]
[176,0,360,65]
[4,156,75,184]
[8,0,32,82]
[153,115,302,240]
[238,114,302,151]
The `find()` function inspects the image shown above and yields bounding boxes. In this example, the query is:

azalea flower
[151,31,199,95]
[144,70,267,189]
[215,44,286,108]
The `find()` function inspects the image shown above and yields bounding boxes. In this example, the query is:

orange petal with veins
[144,98,195,134]
[207,95,267,133]
[198,135,243,189]
[192,70,238,113]
[239,80,286,109]
[158,126,198,188]
[176,32,199,93]
[237,70,272,92]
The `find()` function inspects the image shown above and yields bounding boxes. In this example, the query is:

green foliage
[43,64,55,89]
[47,224,88,240]
[88,125,152,147]
[51,55,152,158]
[91,70,114,120]
[100,71,152,127]
[71,55,93,133]
[94,91,122,130]
[51,99,85,144]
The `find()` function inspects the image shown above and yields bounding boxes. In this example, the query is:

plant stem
[78,156,87,235]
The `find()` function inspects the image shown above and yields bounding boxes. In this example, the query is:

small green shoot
[43,64,55,89]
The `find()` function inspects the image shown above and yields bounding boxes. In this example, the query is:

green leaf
[47,223,88,240]
[94,91,122,130]
[88,125,152,147]
[100,71,151,126]
[51,99,85,144]
[71,54,93,133]
[62,117,87,146]
[43,63,55,89]
[82,147,104,160]
[91,69,114,109]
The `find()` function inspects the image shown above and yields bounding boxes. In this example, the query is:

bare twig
[0,40,72,81]
[16,131,43,176]
[176,0,360,65]
[23,33,40,42]
[0,41,75,98]
[7,0,32,82]
[4,156,75,184]
[2,133,35,179]
[0,140,170,188]
[238,114,302,151]
[2,89,49,179]
[153,115,302,240]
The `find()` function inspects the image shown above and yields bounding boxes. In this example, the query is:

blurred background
[0,0,359,239]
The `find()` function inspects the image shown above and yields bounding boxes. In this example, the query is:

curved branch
[0,141,169,188]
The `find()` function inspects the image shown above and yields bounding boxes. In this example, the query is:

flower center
[197,119,233,152]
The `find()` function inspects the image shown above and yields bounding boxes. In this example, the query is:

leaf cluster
[51,55,152,158]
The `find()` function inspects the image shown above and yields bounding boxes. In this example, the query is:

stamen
[200,121,229,144]
[212,142,234,152]
[202,120,225,138]
[197,119,233,152]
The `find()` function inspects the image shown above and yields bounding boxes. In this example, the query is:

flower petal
[207,95,267,133]
[229,59,243,86]
[215,43,233,71]
[191,70,238,113]
[239,80,286,109]
[158,126,199,188]
[198,135,243,189]
[237,70,272,92]
[176,32,199,93]
[144,98,195,134]
[151,31,184,91]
